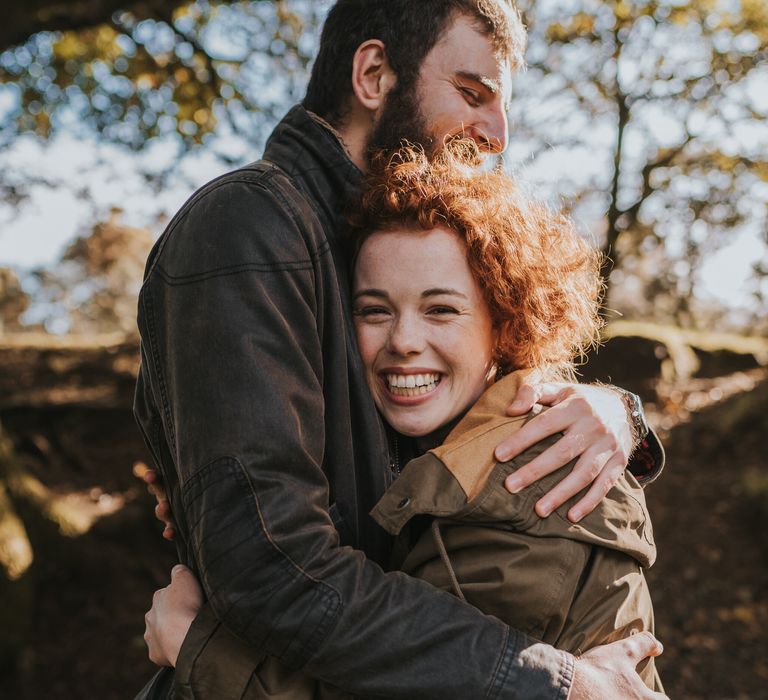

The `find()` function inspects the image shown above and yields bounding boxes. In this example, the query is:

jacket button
[397,497,411,509]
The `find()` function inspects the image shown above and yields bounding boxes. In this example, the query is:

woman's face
[353,226,496,438]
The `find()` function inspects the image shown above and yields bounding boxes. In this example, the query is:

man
[136,1,666,698]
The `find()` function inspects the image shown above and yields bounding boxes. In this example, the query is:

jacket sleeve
[137,172,573,700]
[627,430,665,486]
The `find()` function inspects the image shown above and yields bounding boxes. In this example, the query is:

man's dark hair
[303,0,526,126]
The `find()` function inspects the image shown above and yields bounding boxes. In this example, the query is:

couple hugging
[136,1,667,698]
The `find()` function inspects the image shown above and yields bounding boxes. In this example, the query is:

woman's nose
[386,315,426,356]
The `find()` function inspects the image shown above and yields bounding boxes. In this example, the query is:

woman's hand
[134,463,176,540]
[495,381,633,522]
[570,632,667,700]
[144,565,203,667]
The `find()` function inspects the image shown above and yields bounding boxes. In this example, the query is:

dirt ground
[2,373,767,699]
[645,373,768,699]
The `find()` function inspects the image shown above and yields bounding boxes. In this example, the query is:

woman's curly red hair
[352,142,604,376]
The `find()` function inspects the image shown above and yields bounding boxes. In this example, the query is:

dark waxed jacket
[133,106,574,700]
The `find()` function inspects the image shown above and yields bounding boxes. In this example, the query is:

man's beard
[365,80,436,164]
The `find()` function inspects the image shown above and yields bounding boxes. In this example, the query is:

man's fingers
[505,382,540,416]
[496,408,572,463]
[531,448,610,518]
[505,381,571,417]
[530,382,570,407]
[503,432,582,496]
[564,455,626,522]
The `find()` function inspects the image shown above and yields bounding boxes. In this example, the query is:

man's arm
[144,567,666,700]
[136,174,570,700]
[496,382,663,523]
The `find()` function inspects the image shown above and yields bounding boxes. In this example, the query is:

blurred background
[0,1,766,697]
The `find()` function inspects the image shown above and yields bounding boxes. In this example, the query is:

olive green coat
[371,371,662,691]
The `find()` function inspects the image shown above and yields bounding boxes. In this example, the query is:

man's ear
[351,39,397,112]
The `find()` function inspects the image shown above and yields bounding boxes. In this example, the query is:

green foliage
[29,211,154,334]
[511,0,768,325]
[1,0,766,330]
[0,0,319,150]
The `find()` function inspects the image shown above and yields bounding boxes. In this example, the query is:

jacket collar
[263,104,364,242]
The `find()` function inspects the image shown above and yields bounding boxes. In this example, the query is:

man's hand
[144,565,203,667]
[569,632,667,700]
[495,382,634,522]
[134,463,176,540]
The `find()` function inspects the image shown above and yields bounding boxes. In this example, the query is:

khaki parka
[371,370,663,691]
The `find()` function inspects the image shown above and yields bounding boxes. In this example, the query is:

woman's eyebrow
[422,288,469,300]
[353,288,389,300]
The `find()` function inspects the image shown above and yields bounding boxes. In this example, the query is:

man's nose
[481,104,509,154]
[386,315,425,356]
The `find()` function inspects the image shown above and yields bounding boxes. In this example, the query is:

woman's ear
[351,39,397,113]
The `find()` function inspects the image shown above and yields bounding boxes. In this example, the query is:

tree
[1,1,320,148]
[0,0,328,212]
[509,0,768,326]
[0,269,30,333]
[2,0,767,330]
[2,0,206,54]
[27,210,154,334]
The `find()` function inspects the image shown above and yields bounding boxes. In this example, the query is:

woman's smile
[379,369,444,403]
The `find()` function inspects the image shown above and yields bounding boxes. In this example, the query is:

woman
[144,143,662,693]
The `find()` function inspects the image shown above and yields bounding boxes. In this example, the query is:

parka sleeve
[136,171,573,700]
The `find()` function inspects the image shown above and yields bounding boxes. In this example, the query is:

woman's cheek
[355,324,383,372]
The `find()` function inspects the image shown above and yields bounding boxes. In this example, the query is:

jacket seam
[142,168,277,282]
[558,650,575,700]
[142,166,329,288]
[437,417,525,461]
[186,455,344,663]
[551,476,651,545]
[231,454,344,663]
[485,625,514,700]
[140,284,177,456]
[153,253,326,286]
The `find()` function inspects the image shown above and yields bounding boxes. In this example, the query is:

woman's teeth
[384,373,441,396]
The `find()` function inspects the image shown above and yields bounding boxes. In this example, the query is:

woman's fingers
[138,467,176,538]
[571,632,667,700]
[624,631,664,662]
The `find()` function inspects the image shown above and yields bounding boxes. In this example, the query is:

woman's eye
[355,306,390,319]
[427,306,458,316]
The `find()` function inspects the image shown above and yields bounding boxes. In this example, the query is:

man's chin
[365,133,436,165]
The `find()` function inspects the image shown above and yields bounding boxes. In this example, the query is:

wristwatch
[612,387,650,446]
